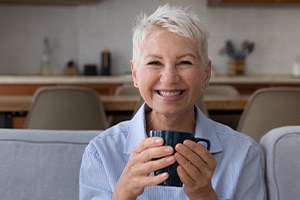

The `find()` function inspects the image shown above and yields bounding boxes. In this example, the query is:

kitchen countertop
[0,75,133,84]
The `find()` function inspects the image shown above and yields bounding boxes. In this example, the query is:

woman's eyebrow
[144,54,163,60]
[177,53,196,59]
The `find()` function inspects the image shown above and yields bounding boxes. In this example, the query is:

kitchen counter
[0,75,133,84]
[0,75,133,95]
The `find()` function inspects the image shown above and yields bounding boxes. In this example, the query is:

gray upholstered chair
[260,126,300,200]
[237,87,300,142]
[24,86,108,130]
[204,85,239,97]
[112,84,141,124]
[0,128,100,200]
[203,85,240,128]
[115,84,140,96]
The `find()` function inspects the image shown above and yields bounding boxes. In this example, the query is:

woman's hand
[112,137,176,200]
[175,140,218,200]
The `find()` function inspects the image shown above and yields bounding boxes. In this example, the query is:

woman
[80,5,265,200]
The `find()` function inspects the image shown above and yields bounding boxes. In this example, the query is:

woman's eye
[146,61,163,68]
[179,60,193,65]
[147,61,161,65]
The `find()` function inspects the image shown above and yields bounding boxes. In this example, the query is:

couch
[260,125,300,200]
[0,129,100,200]
[1,126,300,200]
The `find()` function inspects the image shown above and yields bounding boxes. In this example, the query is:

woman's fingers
[134,155,176,174]
[132,137,174,163]
[144,172,169,186]
[177,165,195,187]
[174,139,217,195]
[176,140,216,171]
[133,137,164,153]
[174,151,203,183]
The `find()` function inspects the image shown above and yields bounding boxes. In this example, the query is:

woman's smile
[156,90,184,97]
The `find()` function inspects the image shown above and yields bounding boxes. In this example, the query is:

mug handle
[194,138,211,151]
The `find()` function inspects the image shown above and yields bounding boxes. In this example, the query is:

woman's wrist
[186,186,218,200]
[112,190,136,200]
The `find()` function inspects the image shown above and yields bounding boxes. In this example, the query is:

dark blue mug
[149,130,211,187]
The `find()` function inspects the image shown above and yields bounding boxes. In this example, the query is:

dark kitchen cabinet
[208,0,300,6]
[0,0,100,5]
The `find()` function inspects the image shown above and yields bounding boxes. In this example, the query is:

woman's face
[131,28,211,117]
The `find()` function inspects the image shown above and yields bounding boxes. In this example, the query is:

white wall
[1,0,300,75]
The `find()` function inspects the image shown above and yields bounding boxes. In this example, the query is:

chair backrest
[204,85,239,97]
[0,128,100,200]
[24,86,108,130]
[203,85,239,127]
[237,87,300,142]
[260,126,300,200]
[115,84,140,96]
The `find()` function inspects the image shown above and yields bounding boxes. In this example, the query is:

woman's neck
[145,109,196,135]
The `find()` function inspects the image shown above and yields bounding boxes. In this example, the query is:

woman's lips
[157,90,184,97]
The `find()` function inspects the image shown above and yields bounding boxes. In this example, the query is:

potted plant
[220,40,255,76]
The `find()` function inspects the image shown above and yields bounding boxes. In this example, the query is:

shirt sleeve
[233,143,266,200]
[79,144,113,200]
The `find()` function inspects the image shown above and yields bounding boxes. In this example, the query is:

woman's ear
[130,60,139,88]
[203,60,212,89]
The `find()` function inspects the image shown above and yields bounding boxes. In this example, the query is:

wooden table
[0,95,248,113]
[204,96,248,111]
[0,95,249,128]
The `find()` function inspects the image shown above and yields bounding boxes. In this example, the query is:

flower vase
[228,58,245,76]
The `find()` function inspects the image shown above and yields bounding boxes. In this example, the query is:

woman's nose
[160,66,179,84]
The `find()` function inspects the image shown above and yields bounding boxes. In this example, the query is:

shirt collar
[124,104,148,154]
[124,104,223,155]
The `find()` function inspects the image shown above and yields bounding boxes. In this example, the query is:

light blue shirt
[80,104,266,200]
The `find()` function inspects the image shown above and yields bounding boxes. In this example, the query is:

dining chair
[111,84,141,124]
[203,85,239,97]
[204,85,240,128]
[115,84,140,96]
[260,126,300,200]
[24,86,108,130]
[237,87,300,142]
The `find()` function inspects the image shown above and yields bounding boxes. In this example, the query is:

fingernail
[164,146,173,153]
[175,143,181,149]
[155,138,162,143]
[161,172,168,177]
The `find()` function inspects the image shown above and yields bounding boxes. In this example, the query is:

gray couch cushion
[0,129,100,200]
[260,126,300,200]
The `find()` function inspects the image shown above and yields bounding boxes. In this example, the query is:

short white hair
[132,4,209,65]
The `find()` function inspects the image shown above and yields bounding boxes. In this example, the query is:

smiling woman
[79,5,266,200]
[131,29,210,133]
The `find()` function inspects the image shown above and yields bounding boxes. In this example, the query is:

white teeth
[159,91,181,97]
